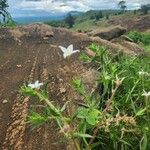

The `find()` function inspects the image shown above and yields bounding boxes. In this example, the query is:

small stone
[45,31,54,37]
[43,37,49,40]
[60,88,66,94]
[27,60,31,63]
[16,65,22,68]
[59,78,63,82]
[2,100,8,104]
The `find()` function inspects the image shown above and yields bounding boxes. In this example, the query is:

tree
[118,0,127,13]
[141,4,149,14]
[133,10,137,15]
[95,11,103,21]
[0,0,8,9]
[106,13,110,20]
[0,0,11,24]
[65,13,75,28]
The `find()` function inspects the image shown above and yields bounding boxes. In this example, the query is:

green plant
[118,0,127,13]
[141,4,149,15]
[20,44,150,149]
[128,31,143,43]
[128,31,150,45]
[0,0,12,25]
[65,13,75,28]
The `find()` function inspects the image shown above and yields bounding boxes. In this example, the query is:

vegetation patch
[21,44,150,150]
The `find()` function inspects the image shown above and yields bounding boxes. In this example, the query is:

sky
[8,0,150,17]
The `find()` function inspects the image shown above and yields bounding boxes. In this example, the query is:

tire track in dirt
[22,45,67,150]
[39,48,65,149]
[2,50,39,150]
[0,43,39,148]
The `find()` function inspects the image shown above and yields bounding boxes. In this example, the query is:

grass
[127,31,150,52]
[71,12,149,32]
[20,43,150,150]
[141,44,150,52]
[0,20,17,28]
[71,19,112,32]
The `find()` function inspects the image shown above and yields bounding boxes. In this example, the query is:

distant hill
[13,15,66,25]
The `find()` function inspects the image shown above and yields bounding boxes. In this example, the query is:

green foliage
[0,0,8,9]
[128,31,150,45]
[141,4,150,15]
[65,13,75,28]
[128,31,143,43]
[0,0,13,25]
[28,111,48,129]
[77,107,100,126]
[45,20,67,28]
[95,11,103,21]
[20,44,150,149]
[118,0,127,13]
[141,33,150,45]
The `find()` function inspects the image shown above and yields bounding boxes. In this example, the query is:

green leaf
[141,131,148,150]
[28,111,48,128]
[135,108,146,117]
[119,139,132,147]
[77,107,88,119]
[61,101,70,112]
[20,86,37,97]
[86,109,100,125]
[79,53,92,62]
[72,78,85,95]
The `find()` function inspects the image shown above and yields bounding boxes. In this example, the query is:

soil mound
[87,26,126,40]
[108,15,150,32]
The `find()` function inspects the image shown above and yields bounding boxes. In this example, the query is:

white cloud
[8,0,150,17]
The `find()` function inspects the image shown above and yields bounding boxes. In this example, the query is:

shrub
[128,31,143,43]
[128,31,150,45]
[141,33,150,45]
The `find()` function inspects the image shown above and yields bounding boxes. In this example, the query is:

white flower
[139,70,149,76]
[28,80,43,89]
[59,44,80,59]
[142,91,150,97]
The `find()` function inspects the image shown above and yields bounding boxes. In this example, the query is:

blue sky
[8,0,149,17]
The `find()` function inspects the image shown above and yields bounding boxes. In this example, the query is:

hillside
[0,4,150,148]
[45,10,150,33]
[72,12,150,32]
[0,22,149,149]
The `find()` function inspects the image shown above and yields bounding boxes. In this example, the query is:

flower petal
[67,44,73,53]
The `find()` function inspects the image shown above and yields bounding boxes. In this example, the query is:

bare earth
[0,24,104,150]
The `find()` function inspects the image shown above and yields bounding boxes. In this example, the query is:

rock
[16,65,22,68]
[45,31,54,37]
[27,60,31,63]
[59,78,63,83]
[2,99,8,104]
[87,26,126,40]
